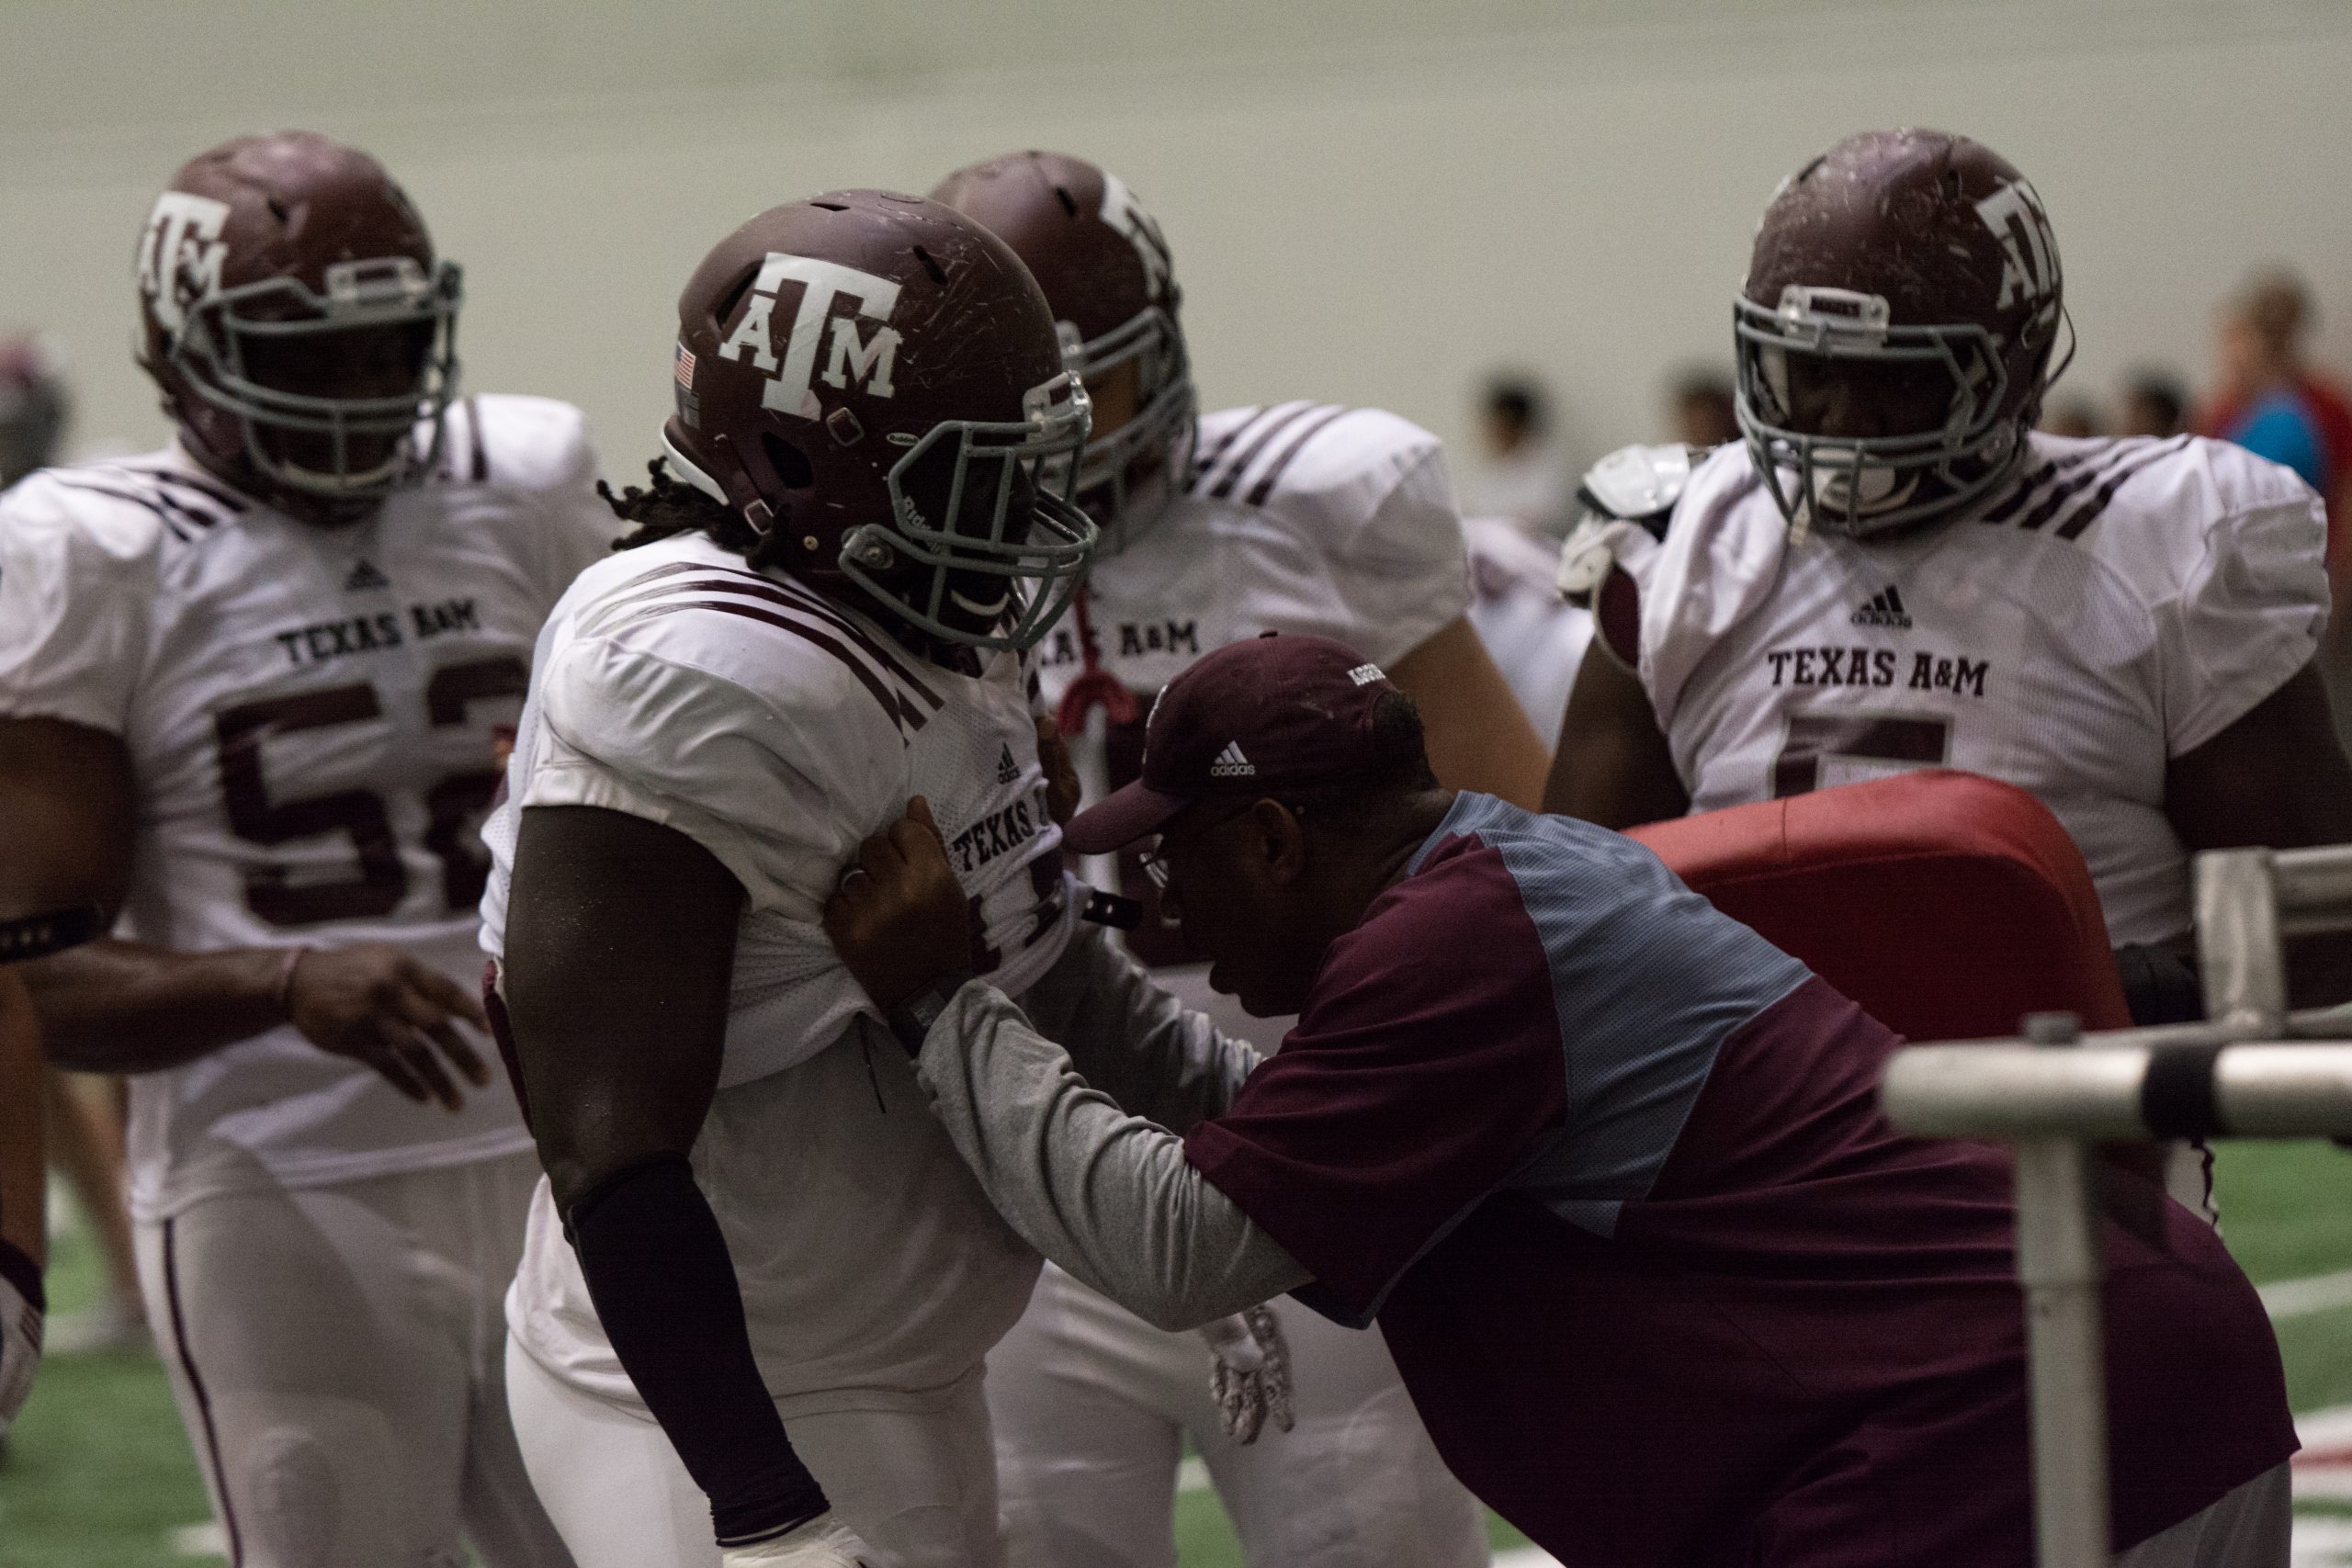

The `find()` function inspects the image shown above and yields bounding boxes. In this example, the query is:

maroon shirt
[1185,797,2294,1564]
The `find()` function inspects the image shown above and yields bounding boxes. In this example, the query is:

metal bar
[1881,1043,2352,1139]
[2014,1135,2110,1568]
[2196,849,2286,1033]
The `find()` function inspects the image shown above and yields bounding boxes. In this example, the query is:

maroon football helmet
[1734,129,2069,537]
[930,151,1192,547]
[135,131,461,521]
[662,190,1095,651]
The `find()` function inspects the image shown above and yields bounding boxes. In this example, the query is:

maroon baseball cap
[1065,632,1402,854]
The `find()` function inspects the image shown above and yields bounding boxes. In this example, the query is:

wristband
[0,905,103,965]
[886,970,977,1056]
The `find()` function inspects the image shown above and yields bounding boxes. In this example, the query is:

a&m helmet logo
[1973,180,2059,312]
[715,253,905,420]
[135,192,232,333]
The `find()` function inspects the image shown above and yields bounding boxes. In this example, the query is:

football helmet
[930,151,1193,547]
[662,190,1095,652]
[135,132,460,519]
[1734,129,2068,538]
[0,336,69,488]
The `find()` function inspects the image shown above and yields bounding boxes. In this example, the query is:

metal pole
[2197,849,2287,1033]
[2013,1013,2109,1568]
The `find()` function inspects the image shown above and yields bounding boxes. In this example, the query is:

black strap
[1080,887,1142,931]
[886,970,978,1057]
[0,906,103,965]
[2141,1043,2229,1140]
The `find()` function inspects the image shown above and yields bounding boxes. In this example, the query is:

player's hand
[1202,1305,1295,1445]
[281,944,492,1111]
[1035,714,1081,829]
[720,1509,876,1566]
[823,796,976,1014]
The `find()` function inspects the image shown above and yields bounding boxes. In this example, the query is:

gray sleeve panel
[913,977,1312,1332]
[1012,926,1263,1134]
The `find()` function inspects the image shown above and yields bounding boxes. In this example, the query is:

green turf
[6,1142,2351,1564]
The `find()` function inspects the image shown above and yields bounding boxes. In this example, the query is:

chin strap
[1054,587,1140,736]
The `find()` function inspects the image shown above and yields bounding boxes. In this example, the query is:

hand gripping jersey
[1034,402,1471,964]
[1636,433,2326,946]
[0,396,614,1217]
[481,530,1078,1409]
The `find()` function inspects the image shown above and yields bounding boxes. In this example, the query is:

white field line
[170,1521,226,1558]
[2261,1268,2352,1321]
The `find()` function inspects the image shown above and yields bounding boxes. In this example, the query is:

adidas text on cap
[1064,632,1401,855]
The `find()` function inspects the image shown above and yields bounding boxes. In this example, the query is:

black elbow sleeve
[566,1155,828,1547]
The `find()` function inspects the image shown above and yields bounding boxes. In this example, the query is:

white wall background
[4,0,2349,478]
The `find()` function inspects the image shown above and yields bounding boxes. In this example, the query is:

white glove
[1201,1305,1294,1445]
[0,1263,42,1438]
[720,1510,876,1567]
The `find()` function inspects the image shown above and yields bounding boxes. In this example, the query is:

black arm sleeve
[567,1156,828,1547]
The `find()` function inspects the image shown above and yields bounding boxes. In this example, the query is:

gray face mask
[1734,285,2064,540]
[1057,306,1197,554]
[173,255,463,502]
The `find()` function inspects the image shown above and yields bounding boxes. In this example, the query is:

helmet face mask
[1736,285,2023,537]
[1734,130,2067,541]
[837,369,1097,651]
[172,256,461,502]
[1063,301,1196,547]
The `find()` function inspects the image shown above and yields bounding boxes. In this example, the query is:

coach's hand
[282,944,492,1111]
[824,796,977,1013]
[1035,715,1081,829]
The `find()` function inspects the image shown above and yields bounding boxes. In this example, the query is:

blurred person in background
[1667,368,1739,448]
[935,147,1525,1568]
[0,131,605,1568]
[1456,371,1572,536]
[2042,396,2103,438]
[0,333,148,1355]
[2198,267,2352,732]
[2122,370,2189,439]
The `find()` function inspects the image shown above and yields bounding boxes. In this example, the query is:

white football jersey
[1463,515,1591,745]
[1034,401,1471,973]
[481,530,1077,1411]
[0,396,616,1219]
[1637,434,2327,946]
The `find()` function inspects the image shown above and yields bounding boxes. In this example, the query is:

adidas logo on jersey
[1209,741,1256,778]
[1851,584,1912,629]
[997,744,1019,784]
[344,558,392,593]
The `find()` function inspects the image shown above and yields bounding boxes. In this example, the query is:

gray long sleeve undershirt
[910,929,1313,1332]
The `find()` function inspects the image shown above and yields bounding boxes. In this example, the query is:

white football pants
[136,1149,571,1568]
[506,1343,1004,1568]
[989,1264,1487,1568]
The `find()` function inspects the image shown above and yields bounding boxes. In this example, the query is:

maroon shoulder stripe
[617,599,929,733]
[2052,436,2195,541]
[162,1218,244,1566]
[134,466,249,513]
[1243,405,1356,507]
[1186,406,1270,485]
[2017,441,2170,532]
[1977,445,2111,525]
[45,478,200,542]
[1207,402,1329,502]
[609,560,946,710]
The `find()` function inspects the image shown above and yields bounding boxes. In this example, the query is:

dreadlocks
[602,458,795,571]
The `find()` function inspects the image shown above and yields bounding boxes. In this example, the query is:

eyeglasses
[1132,798,1308,894]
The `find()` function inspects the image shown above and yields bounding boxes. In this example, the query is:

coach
[824,634,2293,1566]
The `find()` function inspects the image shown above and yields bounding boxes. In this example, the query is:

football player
[1544,130,2352,1192]
[484,192,1102,1568]
[0,132,609,1566]
[931,149,1534,1568]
